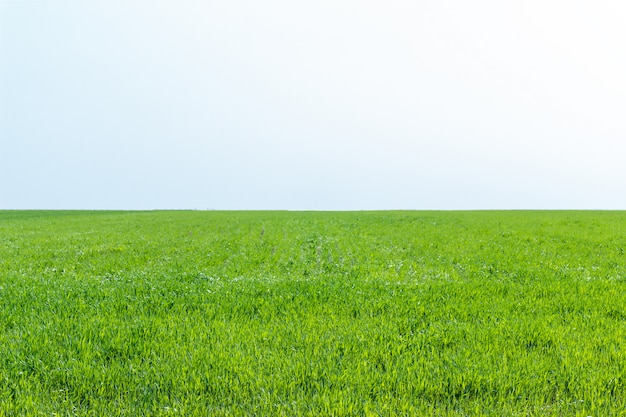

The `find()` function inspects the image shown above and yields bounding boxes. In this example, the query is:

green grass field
[1,210,625,416]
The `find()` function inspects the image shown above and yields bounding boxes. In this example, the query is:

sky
[1,0,625,210]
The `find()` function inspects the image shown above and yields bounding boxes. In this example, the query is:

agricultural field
[1,210,625,416]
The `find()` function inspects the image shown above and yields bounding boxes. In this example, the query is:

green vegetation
[1,210,626,416]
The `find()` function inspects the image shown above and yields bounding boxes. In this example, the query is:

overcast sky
[1,1,625,210]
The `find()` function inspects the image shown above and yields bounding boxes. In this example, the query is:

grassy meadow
[1,210,626,416]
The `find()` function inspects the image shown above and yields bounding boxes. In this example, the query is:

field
[1,210,626,416]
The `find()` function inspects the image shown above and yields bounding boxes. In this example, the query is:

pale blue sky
[1,1,625,210]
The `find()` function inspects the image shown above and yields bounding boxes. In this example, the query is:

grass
[1,210,626,415]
